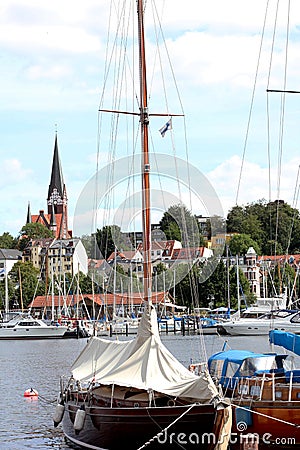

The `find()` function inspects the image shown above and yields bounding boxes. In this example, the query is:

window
[290,312,300,323]
[209,360,224,379]
[250,385,261,397]
[225,362,240,378]
[238,385,249,395]
[239,356,277,376]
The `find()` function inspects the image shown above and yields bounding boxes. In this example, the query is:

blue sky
[1,0,300,237]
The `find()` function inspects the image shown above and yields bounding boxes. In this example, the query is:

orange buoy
[24,388,39,398]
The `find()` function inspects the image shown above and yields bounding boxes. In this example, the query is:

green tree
[105,263,142,294]
[228,265,253,310]
[0,232,17,249]
[95,225,131,259]
[262,262,296,300]
[9,261,45,309]
[263,240,283,256]
[159,204,204,247]
[171,265,201,307]
[18,223,54,251]
[227,205,246,234]
[196,260,251,310]
[227,200,300,255]
[229,233,261,256]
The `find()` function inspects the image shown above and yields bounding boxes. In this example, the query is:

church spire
[26,201,32,224]
[47,133,67,215]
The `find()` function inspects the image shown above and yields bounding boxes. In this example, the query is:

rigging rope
[231,402,300,429]
[136,403,196,450]
[235,0,271,205]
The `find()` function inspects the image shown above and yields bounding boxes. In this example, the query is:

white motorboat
[0,311,68,339]
[231,292,288,321]
[218,309,300,336]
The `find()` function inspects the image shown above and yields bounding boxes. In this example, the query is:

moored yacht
[217,309,300,336]
[0,311,67,339]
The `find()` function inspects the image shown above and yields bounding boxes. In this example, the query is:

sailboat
[54,1,231,449]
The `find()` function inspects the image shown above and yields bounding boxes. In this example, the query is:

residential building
[210,232,237,250]
[23,238,88,280]
[0,249,22,280]
[243,247,260,296]
[195,214,210,239]
[107,250,144,282]
[137,240,182,261]
[48,239,88,276]
[0,248,22,311]
[22,238,54,276]
[126,224,165,248]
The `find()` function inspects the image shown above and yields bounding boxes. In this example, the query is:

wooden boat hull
[62,401,227,450]
[232,401,300,447]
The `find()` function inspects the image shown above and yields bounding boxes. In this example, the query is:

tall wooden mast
[137,0,152,307]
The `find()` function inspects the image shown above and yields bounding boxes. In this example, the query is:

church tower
[47,133,69,239]
[28,134,71,239]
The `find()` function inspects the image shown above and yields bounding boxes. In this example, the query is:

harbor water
[0,333,290,449]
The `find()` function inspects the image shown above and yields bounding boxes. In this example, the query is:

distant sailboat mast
[137,0,152,308]
[4,263,9,313]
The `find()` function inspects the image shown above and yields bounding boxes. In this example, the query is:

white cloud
[0,159,32,186]
[0,25,101,55]
[208,155,300,214]
[26,64,72,81]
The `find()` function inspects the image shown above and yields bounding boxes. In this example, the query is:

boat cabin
[208,349,289,390]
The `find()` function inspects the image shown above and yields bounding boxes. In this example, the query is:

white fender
[74,408,86,432]
[53,403,65,427]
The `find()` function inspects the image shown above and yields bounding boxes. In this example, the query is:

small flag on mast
[159,118,172,137]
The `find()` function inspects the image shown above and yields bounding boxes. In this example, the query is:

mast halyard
[137,0,152,308]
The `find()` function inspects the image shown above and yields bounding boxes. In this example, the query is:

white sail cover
[71,306,218,402]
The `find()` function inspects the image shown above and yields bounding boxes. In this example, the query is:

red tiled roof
[137,241,169,251]
[172,247,205,259]
[88,259,106,269]
[31,213,71,239]
[107,251,141,261]
[29,291,169,308]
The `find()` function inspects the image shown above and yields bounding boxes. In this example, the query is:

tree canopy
[95,225,131,260]
[164,259,253,310]
[0,232,17,249]
[227,200,300,255]
[228,233,261,256]
[159,204,204,247]
[18,223,54,251]
[8,261,45,309]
